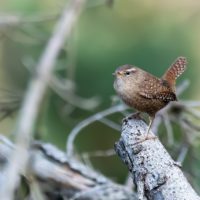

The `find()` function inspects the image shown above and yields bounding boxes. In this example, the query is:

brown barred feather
[139,91,177,102]
[162,57,187,88]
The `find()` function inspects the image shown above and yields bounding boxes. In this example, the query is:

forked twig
[66,104,127,158]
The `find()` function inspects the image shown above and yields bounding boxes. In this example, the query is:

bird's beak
[112,72,116,76]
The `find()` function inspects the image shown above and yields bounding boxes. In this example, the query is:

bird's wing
[139,90,177,102]
[138,78,177,102]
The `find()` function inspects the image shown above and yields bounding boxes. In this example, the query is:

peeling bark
[0,137,136,200]
[115,114,200,200]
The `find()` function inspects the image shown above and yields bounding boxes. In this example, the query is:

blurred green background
[0,0,200,193]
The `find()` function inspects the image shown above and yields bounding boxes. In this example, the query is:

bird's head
[113,64,141,94]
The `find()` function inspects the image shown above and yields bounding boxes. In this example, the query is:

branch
[0,1,86,200]
[0,13,58,28]
[50,75,100,110]
[66,104,127,158]
[0,135,136,200]
[115,114,200,200]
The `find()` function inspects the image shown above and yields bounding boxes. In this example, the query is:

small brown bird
[113,57,187,139]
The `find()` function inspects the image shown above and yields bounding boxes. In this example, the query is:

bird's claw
[133,134,157,145]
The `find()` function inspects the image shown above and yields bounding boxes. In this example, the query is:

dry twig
[66,104,127,158]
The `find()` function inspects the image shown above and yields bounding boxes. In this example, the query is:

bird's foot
[133,134,157,145]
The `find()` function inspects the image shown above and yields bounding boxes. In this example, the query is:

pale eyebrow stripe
[126,68,136,73]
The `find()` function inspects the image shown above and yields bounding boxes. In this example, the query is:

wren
[113,57,187,139]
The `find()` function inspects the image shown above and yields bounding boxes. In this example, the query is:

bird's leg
[133,116,157,145]
[144,116,157,140]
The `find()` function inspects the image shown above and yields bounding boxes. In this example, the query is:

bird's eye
[124,71,130,76]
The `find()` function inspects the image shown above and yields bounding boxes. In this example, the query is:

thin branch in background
[119,109,131,117]
[181,101,200,107]
[178,117,199,149]
[99,118,121,131]
[1,16,53,44]
[81,152,94,170]
[0,13,59,28]
[177,144,189,164]
[0,1,86,200]
[82,149,115,159]
[66,26,78,82]
[4,29,43,45]
[81,149,116,169]
[151,114,162,134]
[0,89,22,122]
[66,104,127,158]
[186,108,200,119]
[182,117,200,132]
[29,179,46,200]
[176,79,190,96]
[0,135,14,148]
[50,75,100,110]
[69,185,112,200]
[163,113,174,146]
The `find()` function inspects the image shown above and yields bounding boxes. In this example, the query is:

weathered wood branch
[0,136,136,200]
[115,114,200,200]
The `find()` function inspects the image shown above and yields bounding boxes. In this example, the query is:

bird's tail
[162,57,187,89]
